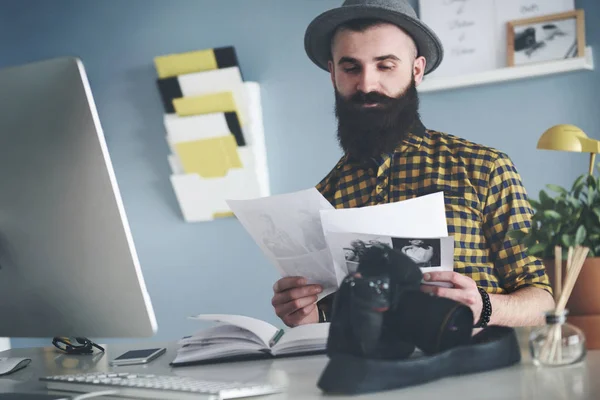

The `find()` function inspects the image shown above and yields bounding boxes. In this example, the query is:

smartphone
[109,347,166,366]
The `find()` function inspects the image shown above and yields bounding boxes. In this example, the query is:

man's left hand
[420,272,483,324]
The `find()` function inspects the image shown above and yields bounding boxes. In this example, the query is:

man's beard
[334,78,420,163]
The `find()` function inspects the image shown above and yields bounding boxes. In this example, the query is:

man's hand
[271,276,322,327]
[420,272,483,324]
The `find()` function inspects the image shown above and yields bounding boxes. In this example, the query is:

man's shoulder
[315,155,346,198]
[423,129,510,163]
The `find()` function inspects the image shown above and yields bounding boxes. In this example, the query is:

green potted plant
[509,166,600,349]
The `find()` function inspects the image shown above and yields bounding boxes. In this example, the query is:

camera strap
[317,326,521,395]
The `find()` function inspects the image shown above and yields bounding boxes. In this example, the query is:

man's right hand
[271,276,322,327]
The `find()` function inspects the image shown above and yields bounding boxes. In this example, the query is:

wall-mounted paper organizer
[154,47,270,222]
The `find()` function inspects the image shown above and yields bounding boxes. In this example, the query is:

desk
[1,332,599,399]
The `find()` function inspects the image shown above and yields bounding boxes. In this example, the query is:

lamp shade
[537,124,600,153]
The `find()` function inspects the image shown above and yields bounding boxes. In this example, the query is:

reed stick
[554,245,563,361]
[557,246,589,312]
[554,245,562,302]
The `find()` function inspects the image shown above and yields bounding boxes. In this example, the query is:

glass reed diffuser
[530,309,586,366]
[529,245,588,367]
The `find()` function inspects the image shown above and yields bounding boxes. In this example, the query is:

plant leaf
[572,174,586,193]
[588,186,596,206]
[527,242,547,257]
[546,184,568,195]
[539,190,553,208]
[507,230,527,240]
[588,175,597,191]
[575,225,587,245]
[528,199,542,210]
[562,234,574,247]
[542,210,561,220]
[594,208,600,223]
[524,235,537,249]
[566,195,580,209]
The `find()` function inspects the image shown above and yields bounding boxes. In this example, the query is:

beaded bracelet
[474,287,492,328]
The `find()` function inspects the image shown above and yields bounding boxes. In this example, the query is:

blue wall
[2,0,597,348]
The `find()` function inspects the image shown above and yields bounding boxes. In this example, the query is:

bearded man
[271,0,554,329]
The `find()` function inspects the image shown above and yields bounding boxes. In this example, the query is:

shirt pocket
[403,184,486,257]
[409,184,482,222]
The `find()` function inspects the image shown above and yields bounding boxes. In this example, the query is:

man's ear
[328,60,336,87]
[413,56,426,86]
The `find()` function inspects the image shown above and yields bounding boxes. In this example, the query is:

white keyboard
[40,372,286,399]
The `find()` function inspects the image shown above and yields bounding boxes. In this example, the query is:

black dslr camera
[326,243,474,359]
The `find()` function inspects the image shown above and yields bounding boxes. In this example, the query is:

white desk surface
[1,329,599,399]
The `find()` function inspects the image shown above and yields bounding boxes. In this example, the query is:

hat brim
[304,5,443,75]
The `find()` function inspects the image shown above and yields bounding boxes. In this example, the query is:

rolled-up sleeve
[482,153,552,295]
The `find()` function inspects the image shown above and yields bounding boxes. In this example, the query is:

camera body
[327,243,474,360]
[515,27,537,52]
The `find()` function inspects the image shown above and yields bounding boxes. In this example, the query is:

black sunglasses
[52,337,105,355]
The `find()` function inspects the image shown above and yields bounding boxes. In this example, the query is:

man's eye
[343,67,359,73]
[379,65,393,71]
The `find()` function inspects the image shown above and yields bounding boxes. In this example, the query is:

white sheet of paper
[319,192,448,238]
[227,188,338,298]
[325,231,454,287]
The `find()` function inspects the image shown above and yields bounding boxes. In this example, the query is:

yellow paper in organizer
[154,48,218,79]
[173,135,242,178]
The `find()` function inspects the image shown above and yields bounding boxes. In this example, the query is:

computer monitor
[0,57,157,338]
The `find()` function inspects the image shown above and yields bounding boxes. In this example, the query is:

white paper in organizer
[177,66,244,94]
[178,66,250,126]
[170,148,262,222]
[244,82,270,198]
[164,112,231,143]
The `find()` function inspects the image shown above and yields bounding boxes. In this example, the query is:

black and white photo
[391,238,442,268]
[508,10,585,66]
[342,237,389,274]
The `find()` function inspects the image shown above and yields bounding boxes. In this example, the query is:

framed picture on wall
[507,10,585,67]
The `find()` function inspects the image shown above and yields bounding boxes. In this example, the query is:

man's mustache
[350,91,395,105]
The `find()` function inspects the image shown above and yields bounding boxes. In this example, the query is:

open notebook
[171,314,329,366]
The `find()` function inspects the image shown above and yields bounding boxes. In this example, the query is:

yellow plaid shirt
[316,121,551,295]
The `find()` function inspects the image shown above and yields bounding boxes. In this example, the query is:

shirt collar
[401,118,425,149]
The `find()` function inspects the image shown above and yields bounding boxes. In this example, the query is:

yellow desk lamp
[537,124,600,176]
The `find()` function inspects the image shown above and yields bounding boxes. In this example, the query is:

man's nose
[356,68,379,93]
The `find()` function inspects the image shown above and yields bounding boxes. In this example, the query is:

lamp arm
[590,153,596,176]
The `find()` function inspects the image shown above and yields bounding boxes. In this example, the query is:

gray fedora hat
[304,0,443,75]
